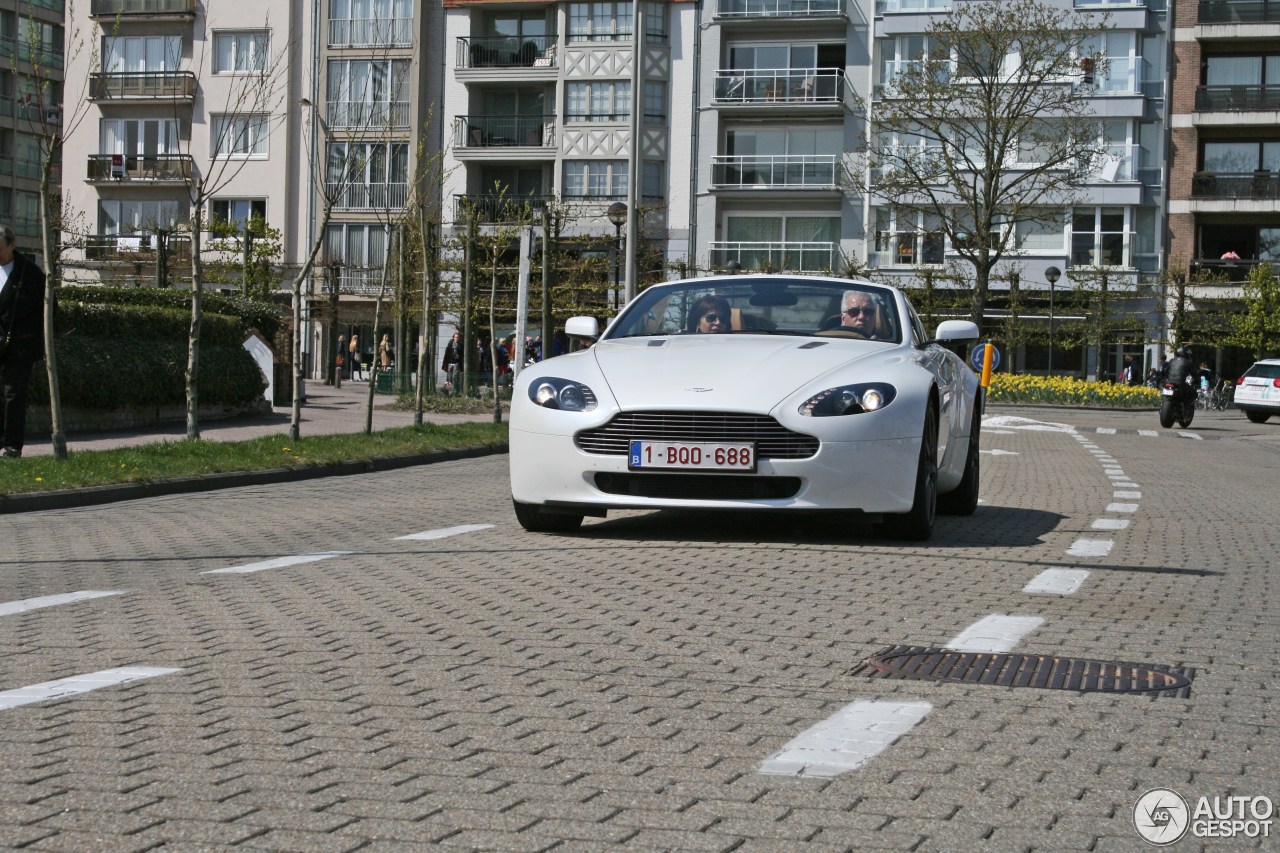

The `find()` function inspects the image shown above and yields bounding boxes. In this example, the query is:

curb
[0,443,510,515]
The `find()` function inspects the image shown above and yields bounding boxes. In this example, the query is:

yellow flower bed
[987,374,1160,408]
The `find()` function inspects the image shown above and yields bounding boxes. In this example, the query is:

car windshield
[606,278,904,345]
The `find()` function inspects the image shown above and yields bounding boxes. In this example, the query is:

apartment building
[1,0,64,256]
[60,0,311,286]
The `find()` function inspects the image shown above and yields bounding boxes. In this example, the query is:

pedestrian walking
[0,224,48,458]
[349,334,362,381]
[379,334,393,374]
[334,335,345,388]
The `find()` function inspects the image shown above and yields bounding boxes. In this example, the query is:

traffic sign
[971,343,1001,372]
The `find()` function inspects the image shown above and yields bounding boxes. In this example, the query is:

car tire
[879,402,938,541]
[1245,409,1272,424]
[938,400,980,517]
[512,499,584,533]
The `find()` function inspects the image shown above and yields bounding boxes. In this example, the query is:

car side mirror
[565,316,599,339]
[928,320,980,345]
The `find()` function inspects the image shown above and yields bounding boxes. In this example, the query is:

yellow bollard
[980,342,995,388]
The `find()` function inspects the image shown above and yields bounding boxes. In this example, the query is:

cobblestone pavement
[0,406,1277,852]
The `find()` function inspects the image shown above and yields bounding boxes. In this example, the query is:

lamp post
[1045,265,1061,375]
[607,202,627,311]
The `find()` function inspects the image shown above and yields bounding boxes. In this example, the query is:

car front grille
[594,472,802,500]
[575,411,819,459]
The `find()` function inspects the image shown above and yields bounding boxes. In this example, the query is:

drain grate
[852,645,1193,698]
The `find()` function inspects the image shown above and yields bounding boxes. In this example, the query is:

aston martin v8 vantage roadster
[509,274,982,540]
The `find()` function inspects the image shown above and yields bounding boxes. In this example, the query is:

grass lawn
[0,423,509,495]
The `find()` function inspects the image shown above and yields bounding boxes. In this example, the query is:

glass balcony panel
[328,17,413,48]
[711,155,839,188]
[709,241,839,272]
[327,100,410,130]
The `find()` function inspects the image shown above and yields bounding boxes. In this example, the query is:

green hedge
[30,338,266,409]
[58,302,249,348]
[59,285,280,341]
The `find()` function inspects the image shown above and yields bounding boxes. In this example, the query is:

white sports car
[509,274,982,540]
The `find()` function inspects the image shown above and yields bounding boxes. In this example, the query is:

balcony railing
[454,193,554,223]
[1192,170,1280,199]
[876,0,950,11]
[326,100,410,130]
[336,267,389,296]
[1195,84,1280,111]
[327,183,409,211]
[1191,258,1264,281]
[1092,144,1139,182]
[87,154,193,182]
[714,68,848,104]
[91,0,196,15]
[0,157,48,181]
[718,0,845,18]
[709,241,841,273]
[454,115,556,148]
[456,35,557,70]
[1198,0,1280,22]
[711,154,842,188]
[1080,57,1142,94]
[0,38,64,69]
[328,17,413,48]
[84,233,191,261]
[90,71,197,100]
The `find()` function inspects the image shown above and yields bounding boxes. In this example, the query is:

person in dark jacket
[0,224,47,458]
[1166,347,1196,392]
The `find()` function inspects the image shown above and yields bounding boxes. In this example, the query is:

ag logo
[1134,788,1190,845]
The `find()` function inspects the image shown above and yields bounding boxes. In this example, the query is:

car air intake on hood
[576,411,819,459]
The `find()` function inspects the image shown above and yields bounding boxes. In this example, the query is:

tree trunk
[365,230,393,435]
[38,140,66,459]
[414,214,432,425]
[187,197,204,440]
[490,251,501,424]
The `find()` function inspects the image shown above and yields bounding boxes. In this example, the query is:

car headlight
[529,377,599,412]
[799,383,897,416]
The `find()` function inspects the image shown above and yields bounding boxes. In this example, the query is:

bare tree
[863,0,1108,326]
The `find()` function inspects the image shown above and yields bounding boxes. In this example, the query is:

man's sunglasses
[844,306,874,317]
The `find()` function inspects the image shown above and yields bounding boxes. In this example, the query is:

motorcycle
[1159,376,1195,428]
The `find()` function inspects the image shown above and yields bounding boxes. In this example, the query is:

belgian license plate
[628,441,756,472]
[1161,387,1175,396]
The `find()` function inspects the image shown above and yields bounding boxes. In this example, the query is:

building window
[327,141,409,209]
[643,81,666,123]
[568,1,632,42]
[873,209,944,265]
[565,81,630,122]
[100,119,180,156]
[211,199,266,229]
[1070,207,1127,267]
[328,0,413,47]
[1202,139,1280,173]
[103,35,182,73]
[326,59,411,128]
[98,200,181,235]
[213,114,269,157]
[642,161,664,199]
[324,222,388,268]
[213,31,268,74]
[1014,213,1066,252]
[563,160,627,199]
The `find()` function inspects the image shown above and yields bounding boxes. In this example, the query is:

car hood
[591,336,895,410]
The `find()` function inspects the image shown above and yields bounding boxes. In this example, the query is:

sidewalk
[20,380,499,458]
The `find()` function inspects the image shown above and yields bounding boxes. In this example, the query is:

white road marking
[1095,427,1117,434]
[1105,471,1128,479]
[946,615,1045,653]
[1024,569,1090,596]
[0,590,123,617]
[1067,538,1114,557]
[1139,430,1158,436]
[1091,518,1130,531]
[202,551,352,575]
[1113,482,1140,490]
[396,523,496,541]
[758,700,932,778]
[0,667,180,711]
[985,429,1014,435]
[982,416,1076,433]
[1178,432,1202,440]
[979,449,1019,456]
[1113,491,1142,499]
[1106,502,1139,513]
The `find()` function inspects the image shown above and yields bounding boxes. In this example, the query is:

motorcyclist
[1166,347,1196,399]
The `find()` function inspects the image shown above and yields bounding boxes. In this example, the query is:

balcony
[1191,257,1264,281]
[86,154,193,184]
[84,233,191,261]
[454,115,556,149]
[90,0,196,18]
[453,193,555,223]
[709,241,841,273]
[1068,232,1137,268]
[328,183,409,212]
[90,71,197,102]
[1198,0,1280,22]
[877,0,950,11]
[1192,170,1280,198]
[717,0,848,19]
[711,154,843,189]
[0,37,64,69]
[456,36,557,70]
[0,157,51,181]
[336,267,390,296]
[328,17,413,48]
[327,100,410,130]
[714,68,850,106]
[1195,84,1280,111]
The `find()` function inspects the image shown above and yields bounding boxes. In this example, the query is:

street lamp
[1045,265,1061,375]
[607,202,627,311]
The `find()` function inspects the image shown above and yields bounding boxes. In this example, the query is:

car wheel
[879,402,938,541]
[512,499,584,533]
[1245,409,1272,424]
[938,400,980,516]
